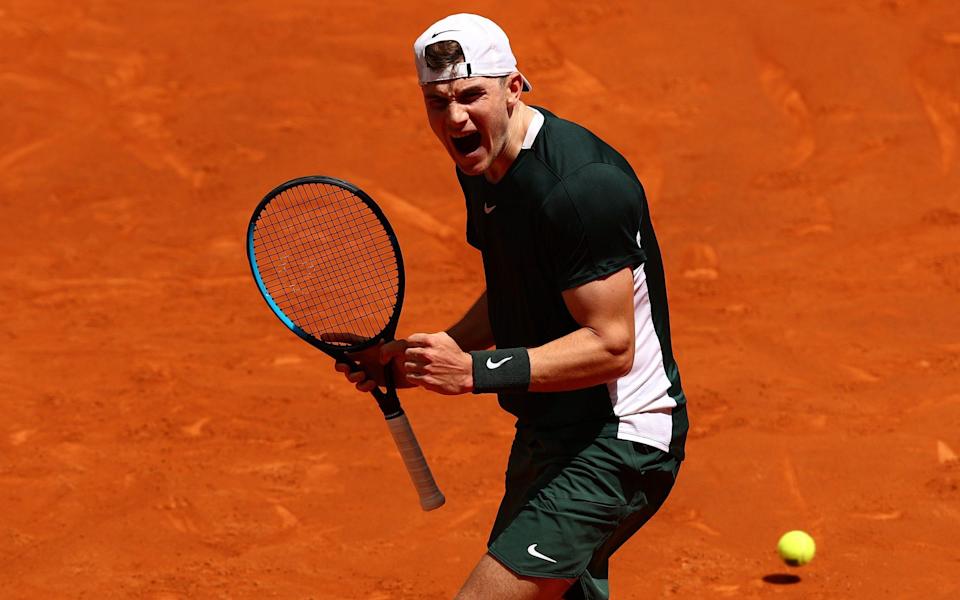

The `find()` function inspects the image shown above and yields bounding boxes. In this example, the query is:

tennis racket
[247,175,445,511]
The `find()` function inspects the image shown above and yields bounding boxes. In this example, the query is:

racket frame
[247,175,405,356]
[246,175,444,511]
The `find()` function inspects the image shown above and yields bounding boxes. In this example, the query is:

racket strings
[260,188,397,327]
[295,185,398,310]
[253,182,400,346]
[257,200,396,340]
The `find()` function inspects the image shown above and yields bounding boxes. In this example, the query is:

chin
[457,162,486,176]
[450,151,489,176]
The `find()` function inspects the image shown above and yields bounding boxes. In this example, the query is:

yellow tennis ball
[777,530,816,566]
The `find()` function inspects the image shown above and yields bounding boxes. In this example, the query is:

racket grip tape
[384,413,446,511]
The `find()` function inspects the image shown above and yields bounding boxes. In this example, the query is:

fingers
[404,346,430,364]
[399,333,445,364]
[382,332,453,358]
[335,361,377,392]
[335,362,364,380]
[398,345,431,378]
[405,332,432,347]
[334,332,461,393]
[406,331,457,348]
[338,363,367,383]
[355,380,377,393]
[380,339,409,364]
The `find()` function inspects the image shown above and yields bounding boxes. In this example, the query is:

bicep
[561,267,635,354]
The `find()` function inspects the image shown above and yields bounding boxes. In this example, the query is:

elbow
[606,336,635,379]
[613,352,634,378]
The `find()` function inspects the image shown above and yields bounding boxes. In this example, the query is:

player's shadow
[762,573,801,585]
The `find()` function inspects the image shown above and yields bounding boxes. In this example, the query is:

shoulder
[538,163,645,234]
[529,108,637,181]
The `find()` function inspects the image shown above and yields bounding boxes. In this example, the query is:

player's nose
[445,102,470,128]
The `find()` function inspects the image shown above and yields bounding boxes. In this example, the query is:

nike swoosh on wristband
[486,356,513,369]
[526,544,558,564]
[483,203,496,214]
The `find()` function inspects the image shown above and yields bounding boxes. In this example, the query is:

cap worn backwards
[413,13,532,91]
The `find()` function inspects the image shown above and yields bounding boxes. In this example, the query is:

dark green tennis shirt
[457,107,687,458]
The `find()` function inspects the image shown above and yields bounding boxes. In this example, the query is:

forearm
[472,269,636,394]
[408,271,635,396]
[445,291,495,352]
[526,326,633,392]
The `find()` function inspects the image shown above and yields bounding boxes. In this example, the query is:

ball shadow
[763,573,801,585]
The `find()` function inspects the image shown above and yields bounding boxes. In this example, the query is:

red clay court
[2,1,959,598]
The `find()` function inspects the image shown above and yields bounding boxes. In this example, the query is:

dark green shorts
[487,423,681,600]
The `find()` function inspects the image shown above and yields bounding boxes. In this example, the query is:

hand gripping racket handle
[384,412,446,511]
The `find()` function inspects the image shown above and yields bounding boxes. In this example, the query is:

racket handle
[384,413,446,511]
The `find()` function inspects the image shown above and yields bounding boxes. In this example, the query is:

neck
[484,102,532,183]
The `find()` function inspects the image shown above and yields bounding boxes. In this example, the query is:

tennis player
[337,13,688,600]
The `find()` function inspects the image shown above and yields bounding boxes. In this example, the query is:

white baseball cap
[413,14,532,91]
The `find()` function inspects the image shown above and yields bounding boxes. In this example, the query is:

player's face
[421,77,513,177]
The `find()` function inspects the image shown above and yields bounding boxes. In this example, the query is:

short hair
[424,40,465,70]
[423,40,508,87]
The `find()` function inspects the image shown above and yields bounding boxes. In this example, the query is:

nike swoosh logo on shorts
[486,356,513,369]
[483,203,496,214]
[527,544,558,564]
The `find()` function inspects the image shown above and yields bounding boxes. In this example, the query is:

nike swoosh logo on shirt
[486,356,513,369]
[527,544,558,564]
[483,203,496,214]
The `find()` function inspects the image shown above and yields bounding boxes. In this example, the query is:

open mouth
[451,132,482,156]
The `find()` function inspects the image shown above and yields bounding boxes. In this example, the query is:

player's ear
[504,73,523,107]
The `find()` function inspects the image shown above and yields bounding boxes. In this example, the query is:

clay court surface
[3,1,960,597]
